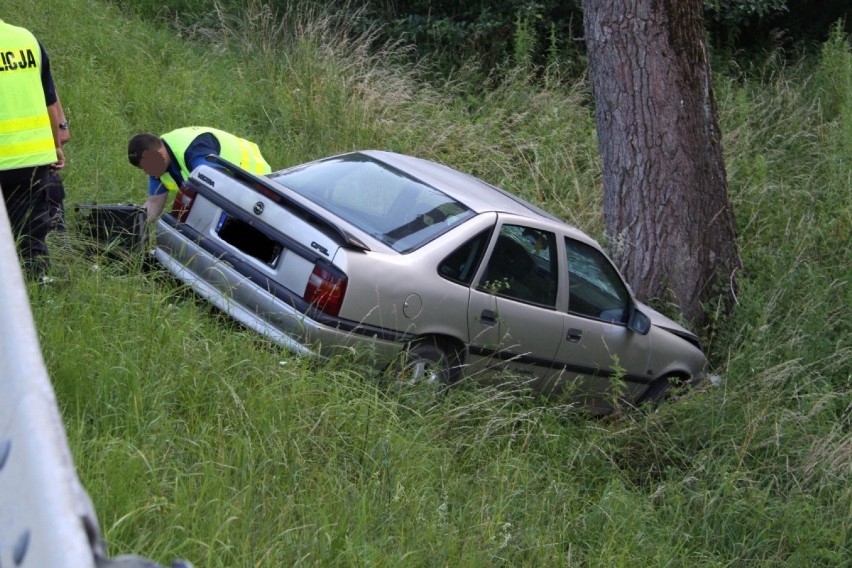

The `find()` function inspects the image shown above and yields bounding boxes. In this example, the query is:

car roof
[275,149,600,249]
[361,150,565,223]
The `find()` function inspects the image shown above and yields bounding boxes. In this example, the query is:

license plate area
[216,212,284,267]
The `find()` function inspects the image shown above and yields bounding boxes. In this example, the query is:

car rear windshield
[270,154,475,253]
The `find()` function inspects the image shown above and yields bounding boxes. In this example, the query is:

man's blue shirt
[148,133,221,196]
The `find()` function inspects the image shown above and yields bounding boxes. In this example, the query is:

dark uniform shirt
[37,41,57,107]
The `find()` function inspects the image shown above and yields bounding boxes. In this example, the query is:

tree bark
[582,0,740,329]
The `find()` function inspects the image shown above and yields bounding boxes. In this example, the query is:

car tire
[388,341,452,393]
[638,378,670,405]
[636,374,686,407]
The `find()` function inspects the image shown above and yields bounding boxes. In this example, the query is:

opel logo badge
[253,202,264,215]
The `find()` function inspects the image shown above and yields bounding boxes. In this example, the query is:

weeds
[6,0,849,565]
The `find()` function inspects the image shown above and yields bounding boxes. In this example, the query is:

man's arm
[47,102,65,170]
[145,193,168,223]
[56,97,70,146]
[184,133,221,171]
[39,42,64,170]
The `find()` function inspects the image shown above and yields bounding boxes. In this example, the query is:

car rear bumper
[153,219,404,362]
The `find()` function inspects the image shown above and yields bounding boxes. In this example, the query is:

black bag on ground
[73,204,147,256]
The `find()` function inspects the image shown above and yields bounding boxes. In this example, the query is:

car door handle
[480,309,498,326]
[566,328,583,343]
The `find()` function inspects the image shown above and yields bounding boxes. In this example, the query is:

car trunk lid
[175,161,367,317]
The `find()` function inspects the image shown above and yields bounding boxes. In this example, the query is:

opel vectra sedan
[153,150,707,410]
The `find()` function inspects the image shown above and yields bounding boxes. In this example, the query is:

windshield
[270,154,474,252]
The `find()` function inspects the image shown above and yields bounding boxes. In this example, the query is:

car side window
[565,238,630,323]
[438,229,490,285]
[479,225,557,307]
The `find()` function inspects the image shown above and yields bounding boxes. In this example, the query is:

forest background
[6,0,850,565]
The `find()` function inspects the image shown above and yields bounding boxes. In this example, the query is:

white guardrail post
[0,196,101,565]
[0,195,192,567]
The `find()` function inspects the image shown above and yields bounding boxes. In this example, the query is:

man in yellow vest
[0,18,66,278]
[127,127,271,222]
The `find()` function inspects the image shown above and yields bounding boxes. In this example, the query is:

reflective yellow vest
[159,127,271,192]
[0,19,57,170]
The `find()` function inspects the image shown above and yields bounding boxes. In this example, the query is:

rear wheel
[387,341,453,394]
[402,342,451,384]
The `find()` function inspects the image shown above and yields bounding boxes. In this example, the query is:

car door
[546,237,653,409]
[465,222,564,387]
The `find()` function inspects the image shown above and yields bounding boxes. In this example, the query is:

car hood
[637,302,699,343]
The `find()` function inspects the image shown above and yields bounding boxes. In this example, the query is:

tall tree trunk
[582,0,740,329]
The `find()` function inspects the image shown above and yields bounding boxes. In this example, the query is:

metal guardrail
[0,196,100,566]
[0,195,189,568]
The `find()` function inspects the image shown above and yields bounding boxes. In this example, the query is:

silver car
[153,150,707,410]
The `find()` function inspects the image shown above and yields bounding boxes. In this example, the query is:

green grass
[7,0,850,565]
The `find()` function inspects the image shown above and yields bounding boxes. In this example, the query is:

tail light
[171,185,198,222]
[305,265,348,317]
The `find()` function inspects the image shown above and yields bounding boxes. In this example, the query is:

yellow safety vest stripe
[237,139,251,171]
[0,137,55,157]
[0,114,51,131]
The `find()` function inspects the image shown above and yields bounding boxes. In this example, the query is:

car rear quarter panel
[333,214,499,343]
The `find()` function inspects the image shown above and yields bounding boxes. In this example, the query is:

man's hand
[51,146,65,171]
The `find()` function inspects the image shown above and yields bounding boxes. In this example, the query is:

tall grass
[6,0,849,565]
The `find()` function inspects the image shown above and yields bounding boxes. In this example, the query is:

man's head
[128,133,169,177]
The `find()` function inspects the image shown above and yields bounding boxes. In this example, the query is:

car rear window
[270,154,475,252]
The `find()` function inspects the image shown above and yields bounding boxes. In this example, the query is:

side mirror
[628,308,651,335]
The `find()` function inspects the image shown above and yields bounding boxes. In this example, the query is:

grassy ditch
[7,0,850,565]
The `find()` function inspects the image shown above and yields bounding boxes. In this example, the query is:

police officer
[0,18,66,278]
[127,127,271,222]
